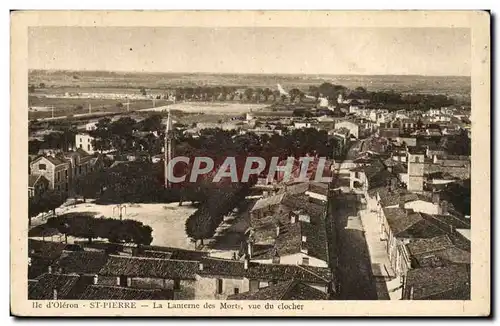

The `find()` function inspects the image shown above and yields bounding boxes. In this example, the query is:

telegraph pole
[125,98,130,112]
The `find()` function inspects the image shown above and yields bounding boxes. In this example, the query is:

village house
[334,120,359,139]
[28,174,49,198]
[379,207,454,277]
[75,133,96,154]
[30,155,71,193]
[197,256,333,299]
[250,209,329,268]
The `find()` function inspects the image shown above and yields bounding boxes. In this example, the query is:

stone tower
[164,110,174,189]
[407,149,425,193]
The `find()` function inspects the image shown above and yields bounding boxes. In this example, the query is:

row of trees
[89,115,165,160]
[47,212,153,245]
[185,184,249,246]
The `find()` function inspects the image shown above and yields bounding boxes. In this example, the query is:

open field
[48,202,198,249]
[141,101,268,114]
[30,69,471,96]
[28,96,171,120]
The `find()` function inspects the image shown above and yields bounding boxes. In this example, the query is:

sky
[28,27,471,76]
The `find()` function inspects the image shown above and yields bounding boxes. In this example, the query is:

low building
[97,255,199,300]
[228,279,328,300]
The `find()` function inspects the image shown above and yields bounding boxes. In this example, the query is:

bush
[47,213,153,245]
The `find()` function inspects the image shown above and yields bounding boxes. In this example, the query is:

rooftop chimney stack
[198,262,204,271]
[244,255,249,270]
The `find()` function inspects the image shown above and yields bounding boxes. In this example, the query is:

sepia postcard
[11,10,490,317]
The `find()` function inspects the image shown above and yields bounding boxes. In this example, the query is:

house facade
[30,156,71,193]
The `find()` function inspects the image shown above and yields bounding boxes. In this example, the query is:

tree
[244,88,254,101]
[262,88,272,102]
[289,88,301,102]
[139,87,147,96]
[254,88,263,103]
[39,83,46,88]
[43,191,65,215]
[28,196,42,227]
[28,85,36,93]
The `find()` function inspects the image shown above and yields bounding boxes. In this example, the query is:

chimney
[302,235,307,243]
[53,289,58,300]
[433,155,438,164]
[247,241,253,258]
[244,255,249,270]
[409,286,414,300]
[198,262,204,271]
[432,192,440,204]
[48,266,52,274]
[93,275,98,285]
[440,200,449,215]
[275,224,280,237]
[290,213,297,224]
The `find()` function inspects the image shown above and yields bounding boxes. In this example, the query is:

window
[87,144,91,151]
[414,156,420,163]
[216,279,223,294]
[173,279,181,291]
[302,257,310,266]
[119,275,128,286]
[65,170,68,177]
[79,166,82,174]
[39,164,46,170]
[234,287,239,295]
[80,138,82,143]
[79,144,82,149]
[56,172,60,182]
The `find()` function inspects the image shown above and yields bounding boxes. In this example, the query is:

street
[333,193,378,300]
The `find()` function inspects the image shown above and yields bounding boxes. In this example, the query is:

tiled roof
[407,235,453,256]
[308,182,329,196]
[197,258,331,284]
[43,155,68,166]
[29,273,81,300]
[282,194,325,219]
[383,208,447,238]
[251,193,285,212]
[228,280,328,300]
[28,239,67,261]
[406,235,470,268]
[54,250,109,275]
[420,213,471,230]
[247,262,331,284]
[98,256,198,280]
[265,219,328,262]
[79,285,173,300]
[403,265,470,300]
[198,257,247,277]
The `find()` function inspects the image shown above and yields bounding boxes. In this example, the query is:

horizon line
[28,68,471,79]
